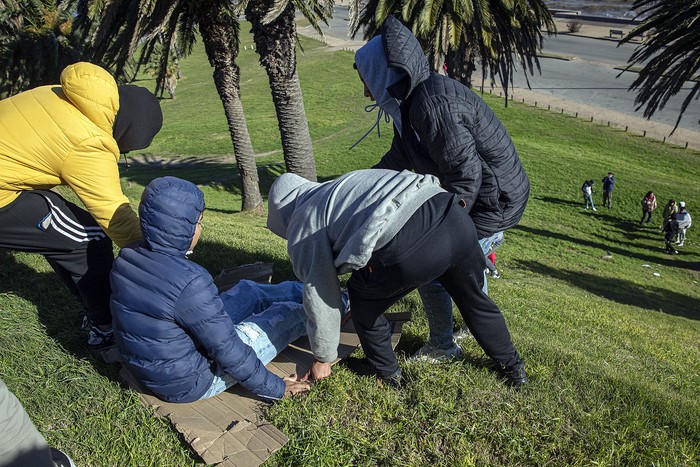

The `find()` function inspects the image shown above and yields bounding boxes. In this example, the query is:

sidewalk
[297,17,700,151]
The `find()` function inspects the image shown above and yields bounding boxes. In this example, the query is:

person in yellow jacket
[0,62,162,347]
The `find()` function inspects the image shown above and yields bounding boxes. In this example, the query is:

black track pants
[0,191,114,325]
[347,193,521,377]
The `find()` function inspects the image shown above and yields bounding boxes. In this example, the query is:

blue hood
[139,176,204,256]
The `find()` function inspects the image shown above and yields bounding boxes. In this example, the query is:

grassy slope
[0,26,698,466]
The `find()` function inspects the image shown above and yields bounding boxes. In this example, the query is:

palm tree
[72,0,264,212]
[199,0,263,212]
[244,0,334,182]
[348,0,555,104]
[620,0,700,133]
[0,0,81,98]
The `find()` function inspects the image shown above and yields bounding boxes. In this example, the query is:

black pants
[603,191,612,208]
[347,193,521,377]
[641,210,652,223]
[0,191,114,325]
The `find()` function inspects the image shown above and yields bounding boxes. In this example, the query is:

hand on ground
[282,374,311,397]
[301,360,332,381]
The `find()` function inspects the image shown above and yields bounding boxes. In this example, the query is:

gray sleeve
[290,238,343,363]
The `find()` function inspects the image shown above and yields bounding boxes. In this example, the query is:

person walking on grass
[602,172,615,208]
[267,169,528,388]
[641,191,657,224]
[663,213,680,254]
[0,62,163,349]
[582,180,597,211]
[110,177,312,403]
[352,15,529,363]
[676,202,692,246]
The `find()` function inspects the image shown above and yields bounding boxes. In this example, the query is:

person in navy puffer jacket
[110,176,310,403]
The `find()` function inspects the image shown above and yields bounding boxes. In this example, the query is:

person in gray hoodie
[267,169,528,387]
[353,16,530,363]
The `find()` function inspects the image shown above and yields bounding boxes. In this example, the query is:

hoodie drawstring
[350,103,392,150]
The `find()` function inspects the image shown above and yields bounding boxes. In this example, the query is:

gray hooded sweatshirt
[267,169,444,362]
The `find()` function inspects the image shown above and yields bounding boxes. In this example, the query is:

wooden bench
[609,29,624,39]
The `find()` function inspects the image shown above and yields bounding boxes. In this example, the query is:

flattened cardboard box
[119,263,410,467]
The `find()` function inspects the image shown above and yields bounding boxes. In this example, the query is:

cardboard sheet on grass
[119,263,411,467]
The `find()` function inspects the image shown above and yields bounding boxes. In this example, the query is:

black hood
[380,15,431,100]
[113,85,163,153]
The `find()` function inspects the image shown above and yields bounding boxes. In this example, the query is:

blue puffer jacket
[110,176,285,402]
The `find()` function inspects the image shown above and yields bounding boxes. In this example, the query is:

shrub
[566,20,582,33]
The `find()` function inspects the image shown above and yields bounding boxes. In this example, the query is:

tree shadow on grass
[534,196,661,241]
[516,259,700,321]
[119,154,240,188]
[514,225,700,272]
[533,196,581,208]
[590,210,663,240]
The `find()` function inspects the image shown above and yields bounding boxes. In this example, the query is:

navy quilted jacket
[110,176,285,402]
[369,16,530,238]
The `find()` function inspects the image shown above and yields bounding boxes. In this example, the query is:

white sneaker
[409,342,463,364]
[453,327,475,344]
[679,242,685,247]
[592,207,597,211]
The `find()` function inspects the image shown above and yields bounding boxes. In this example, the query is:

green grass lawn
[1,25,699,466]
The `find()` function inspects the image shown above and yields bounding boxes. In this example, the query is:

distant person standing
[582,180,596,211]
[641,191,657,224]
[663,213,679,254]
[661,199,678,230]
[676,202,692,246]
[602,172,615,208]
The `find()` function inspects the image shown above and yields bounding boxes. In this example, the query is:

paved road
[318,7,699,134]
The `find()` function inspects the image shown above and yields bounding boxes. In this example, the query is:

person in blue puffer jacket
[110,176,311,403]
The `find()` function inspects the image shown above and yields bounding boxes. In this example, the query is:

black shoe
[501,362,529,387]
[343,357,404,388]
[50,448,76,467]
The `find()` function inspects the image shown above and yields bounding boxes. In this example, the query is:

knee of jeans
[237,322,262,342]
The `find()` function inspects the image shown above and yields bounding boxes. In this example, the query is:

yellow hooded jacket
[0,62,140,247]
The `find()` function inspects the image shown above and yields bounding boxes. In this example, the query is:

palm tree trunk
[245,0,317,181]
[199,0,263,213]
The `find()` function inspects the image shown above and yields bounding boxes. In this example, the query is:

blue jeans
[418,231,504,349]
[199,280,306,399]
[584,193,595,209]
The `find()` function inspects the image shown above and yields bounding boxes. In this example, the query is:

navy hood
[139,177,204,256]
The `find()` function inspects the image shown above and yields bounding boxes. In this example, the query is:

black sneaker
[87,324,114,348]
[50,448,76,467]
[502,362,529,387]
[343,357,404,388]
[82,315,115,347]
